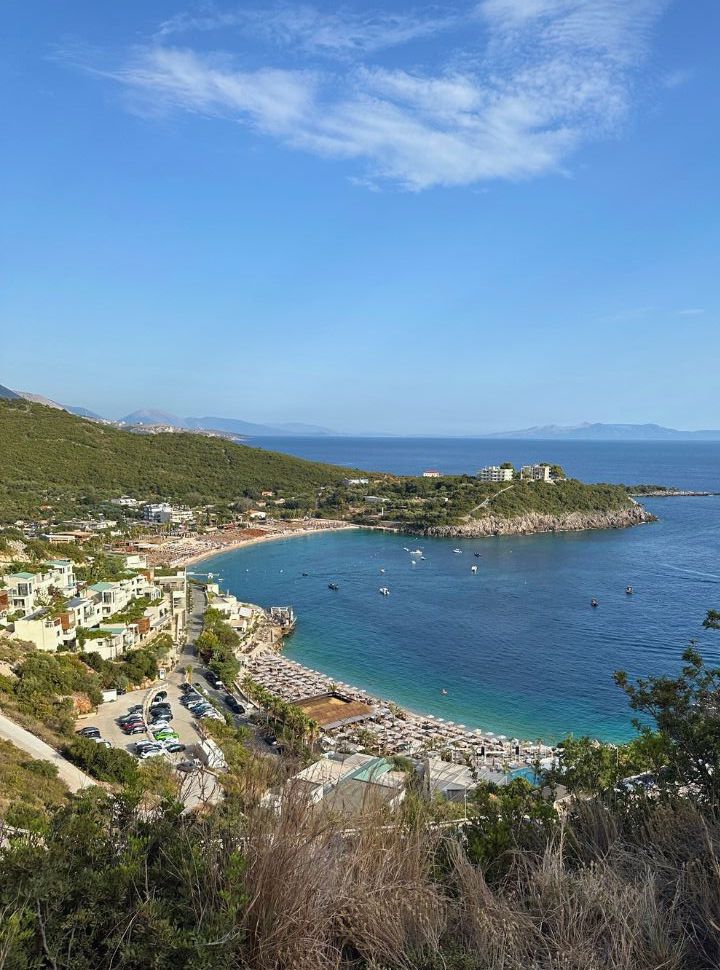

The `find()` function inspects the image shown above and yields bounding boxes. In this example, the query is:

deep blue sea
[201,439,720,742]
[250,436,720,492]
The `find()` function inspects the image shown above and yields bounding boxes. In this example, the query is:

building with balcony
[477,465,514,483]
[520,464,552,482]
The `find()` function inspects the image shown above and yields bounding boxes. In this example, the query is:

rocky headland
[422,504,655,539]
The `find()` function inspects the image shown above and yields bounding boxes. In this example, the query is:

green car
[152,728,179,741]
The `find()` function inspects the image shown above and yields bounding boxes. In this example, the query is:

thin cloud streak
[105,0,671,189]
[157,4,460,55]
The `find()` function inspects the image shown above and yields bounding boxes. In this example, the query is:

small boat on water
[379,586,390,596]
[328,583,339,591]
[410,548,423,555]
[411,560,417,565]
[626,585,633,595]
[380,568,385,574]
[453,548,462,554]
[420,556,427,560]
[302,572,309,577]
[440,688,448,696]
[591,598,599,608]
[474,552,481,558]
[471,565,478,573]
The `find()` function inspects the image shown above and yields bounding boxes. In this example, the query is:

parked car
[150,701,171,711]
[176,759,201,773]
[127,704,144,713]
[152,729,179,741]
[118,713,144,724]
[192,705,213,716]
[153,691,167,702]
[76,727,101,738]
[179,683,193,694]
[185,700,208,711]
[135,741,161,753]
[198,710,223,721]
[125,725,147,736]
[163,742,186,753]
[224,695,244,714]
[139,747,167,760]
[151,712,174,722]
[91,738,112,748]
[204,670,224,690]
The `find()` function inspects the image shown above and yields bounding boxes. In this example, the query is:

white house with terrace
[2,556,187,658]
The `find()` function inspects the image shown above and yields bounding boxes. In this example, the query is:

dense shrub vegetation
[0,399,638,530]
[196,608,242,686]
[0,740,69,831]
[63,736,138,784]
[315,475,634,529]
[0,398,349,521]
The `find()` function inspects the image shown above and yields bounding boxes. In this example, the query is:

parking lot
[76,667,227,765]
[74,584,268,791]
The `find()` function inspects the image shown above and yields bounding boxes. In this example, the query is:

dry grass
[231,794,720,970]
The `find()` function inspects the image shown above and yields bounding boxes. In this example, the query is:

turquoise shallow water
[199,496,720,742]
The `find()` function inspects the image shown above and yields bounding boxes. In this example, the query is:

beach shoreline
[167,521,360,568]
[243,650,554,773]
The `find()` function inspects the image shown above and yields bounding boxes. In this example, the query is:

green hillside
[0,398,349,521]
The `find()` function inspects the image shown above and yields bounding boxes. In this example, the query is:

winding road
[0,712,94,793]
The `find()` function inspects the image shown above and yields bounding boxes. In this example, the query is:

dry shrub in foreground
[237,794,720,970]
[242,791,446,970]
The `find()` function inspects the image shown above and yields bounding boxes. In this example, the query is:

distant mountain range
[4,382,720,440]
[487,422,720,441]
[0,385,338,437]
[119,409,338,437]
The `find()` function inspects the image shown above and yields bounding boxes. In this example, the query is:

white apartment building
[477,465,514,483]
[13,609,66,651]
[5,560,76,615]
[142,503,194,525]
[88,574,159,618]
[111,496,140,507]
[520,464,552,482]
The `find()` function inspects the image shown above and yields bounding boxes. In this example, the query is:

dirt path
[464,483,515,520]
[0,712,94,793]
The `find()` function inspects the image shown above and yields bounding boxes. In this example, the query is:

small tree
[615,616,720,808]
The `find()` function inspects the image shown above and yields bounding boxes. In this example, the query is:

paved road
[185,584,278,759]
[0,711,94,793]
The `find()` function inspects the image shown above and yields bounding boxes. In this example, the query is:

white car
[91,737,111,748]
[138,747,167,759]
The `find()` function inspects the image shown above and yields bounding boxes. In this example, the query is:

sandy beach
[243,650,555,776]
[159,520,360,569]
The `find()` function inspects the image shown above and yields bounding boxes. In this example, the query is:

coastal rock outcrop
[422,504,655,539]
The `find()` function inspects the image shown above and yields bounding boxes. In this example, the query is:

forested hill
[0,398,350,521]
[0,399,647,532]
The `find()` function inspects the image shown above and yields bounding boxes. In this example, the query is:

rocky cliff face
[422,504,655,539]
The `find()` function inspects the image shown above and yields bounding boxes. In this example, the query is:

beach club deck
[294,692,375,730]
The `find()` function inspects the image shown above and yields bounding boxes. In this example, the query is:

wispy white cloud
[100,0,672,189]
[157,4,459,55]
[678,308,704,316]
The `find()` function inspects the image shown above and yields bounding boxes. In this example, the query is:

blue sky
[2,0,718,433]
